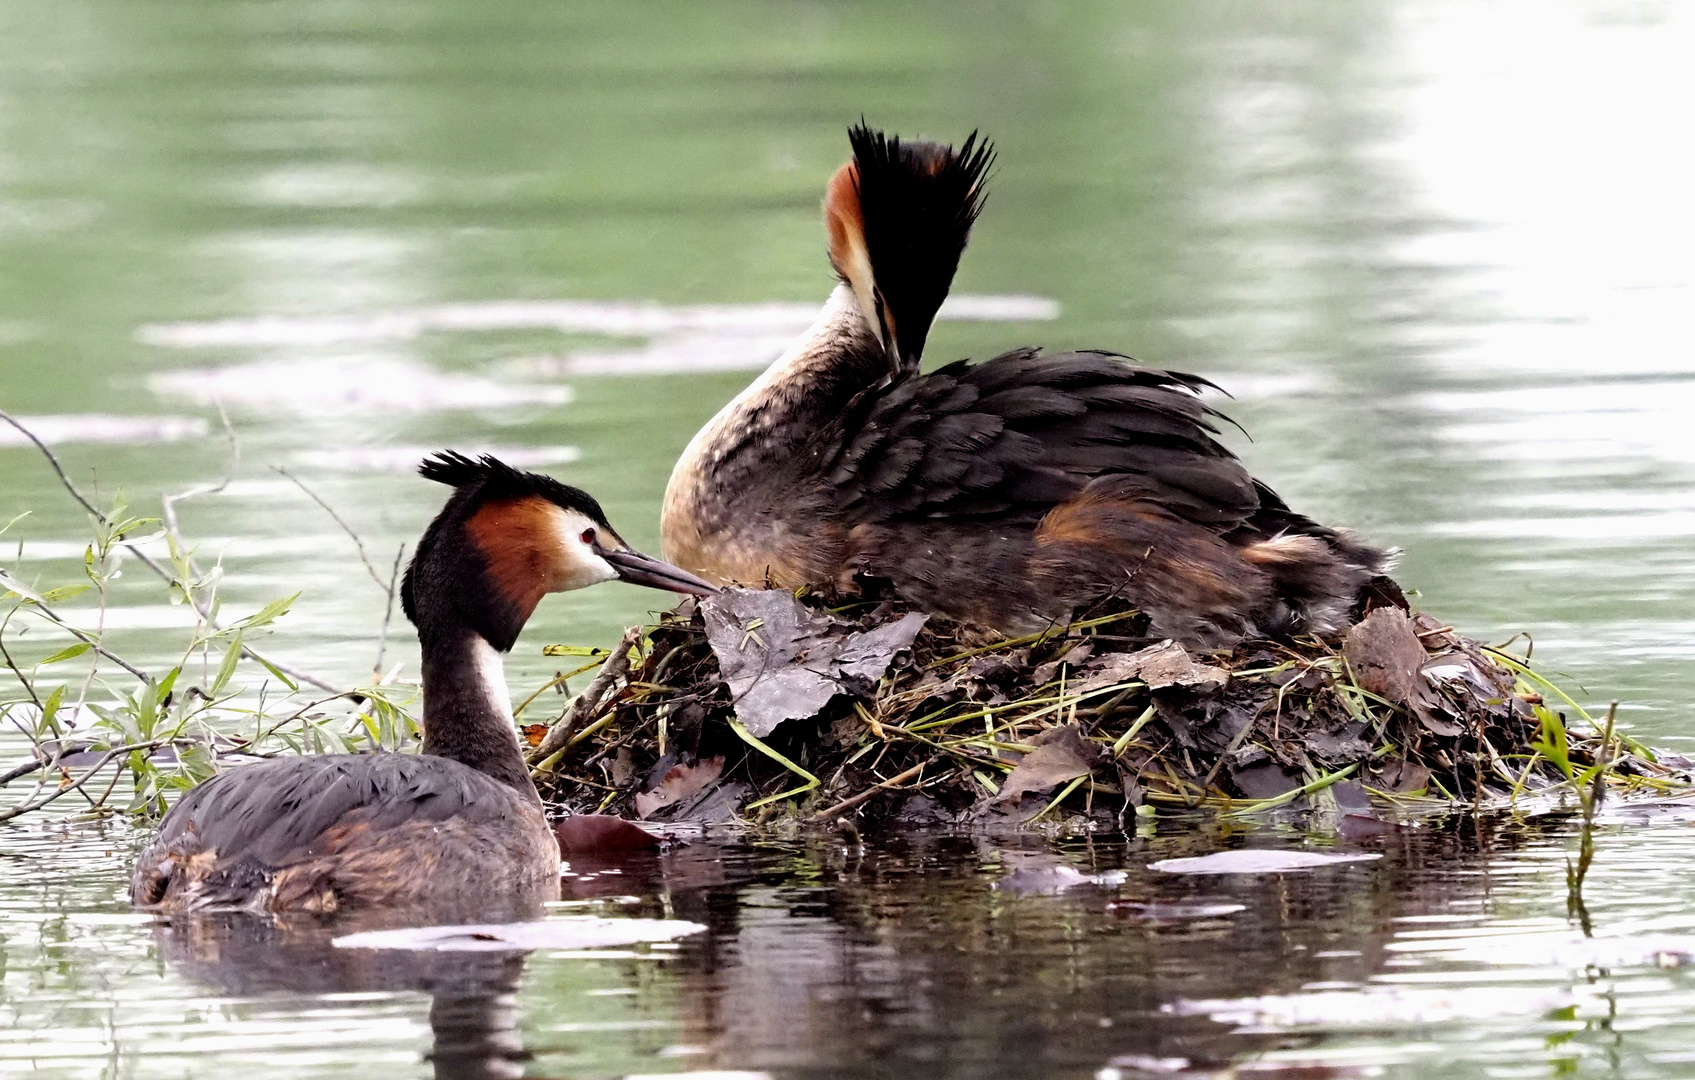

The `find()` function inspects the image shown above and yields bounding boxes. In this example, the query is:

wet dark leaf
[1372,757,1430,794]
[992,723,1102,808]
[553,814,660,854]
[1229,759,1303,801]
[701,589,927,737]
[1343,607,1460,736]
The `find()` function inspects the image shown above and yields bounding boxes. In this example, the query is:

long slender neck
[419,626,541,806]
[678,284,886,468]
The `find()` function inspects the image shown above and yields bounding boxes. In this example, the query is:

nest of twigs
[522,585,1683,831]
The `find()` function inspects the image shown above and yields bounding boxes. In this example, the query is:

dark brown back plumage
[662,125,1393,646]
[130,754,556,913]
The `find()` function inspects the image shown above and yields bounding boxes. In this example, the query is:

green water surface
[3,1,1694,1077]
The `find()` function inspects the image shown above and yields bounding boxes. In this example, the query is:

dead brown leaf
[1073,640,1227,694]
[1344,608,1461,736]
[992,724,1103,808]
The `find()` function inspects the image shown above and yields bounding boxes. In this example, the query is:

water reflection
[156,911,534,1080]
[551,823,1635,1078]
[8,814,1695,1077]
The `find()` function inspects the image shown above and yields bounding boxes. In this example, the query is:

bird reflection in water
[150,891,545,1080]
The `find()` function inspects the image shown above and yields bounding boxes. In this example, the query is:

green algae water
[3,1,1694,1076]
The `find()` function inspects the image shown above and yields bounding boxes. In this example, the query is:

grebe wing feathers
[822,348,1260,529]
[132,754,528,907]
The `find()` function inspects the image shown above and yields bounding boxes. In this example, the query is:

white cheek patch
[554,509,621,591]
[566,549,618,589]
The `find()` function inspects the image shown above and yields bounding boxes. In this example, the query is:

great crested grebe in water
[663,124,1392,647]
[131,452,714,914]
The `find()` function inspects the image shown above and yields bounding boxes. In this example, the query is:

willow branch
[0,408,339,694]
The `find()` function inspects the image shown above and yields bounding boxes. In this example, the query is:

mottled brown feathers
[131,755,559,914]
[661,124,1394,647]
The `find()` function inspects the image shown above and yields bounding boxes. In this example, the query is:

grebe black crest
[132,453,713,915]
[662,124,1393,647]
[831,123,994,371]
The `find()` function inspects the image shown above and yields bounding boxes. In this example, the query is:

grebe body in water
[132,453,713,914]
[663,125,1391,647]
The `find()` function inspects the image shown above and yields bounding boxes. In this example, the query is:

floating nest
[523,585,1684,831]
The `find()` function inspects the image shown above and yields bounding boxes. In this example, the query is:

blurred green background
[2,0,1691,721]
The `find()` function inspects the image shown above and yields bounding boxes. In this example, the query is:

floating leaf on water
[554,814,661,854]
[1167,985,1579,1029]
[1148,850,1382,875]
[332,916,705,952]
[994,859,1128,896]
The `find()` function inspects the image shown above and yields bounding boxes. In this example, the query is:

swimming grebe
[132,452,715,914]
[662,125,1391,647]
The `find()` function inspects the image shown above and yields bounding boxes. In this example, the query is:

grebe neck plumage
[131,452,715,914]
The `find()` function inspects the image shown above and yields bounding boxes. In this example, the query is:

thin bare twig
[0,755,47,787]
[273,466,390,593]
[374,543,405,680]
[160,403,239,538]
[0,740,166,823]
[0,607,43,710]
[19,597,155,685]
[528,627,641,768]
[0,409,339,693]
[806,759,933,824]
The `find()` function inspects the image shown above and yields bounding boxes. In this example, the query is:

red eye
[580,529,596,546]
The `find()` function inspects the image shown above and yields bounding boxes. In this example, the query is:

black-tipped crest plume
[847,122,995,369]
[417,450,608,524]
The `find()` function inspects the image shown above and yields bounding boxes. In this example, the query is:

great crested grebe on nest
[131,453,714,914]
[663,124,1393,649]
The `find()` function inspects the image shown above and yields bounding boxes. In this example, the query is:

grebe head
[403,451,715,651]
[824,123,995,374]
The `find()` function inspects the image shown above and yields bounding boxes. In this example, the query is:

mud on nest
[522,585,1684,831]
